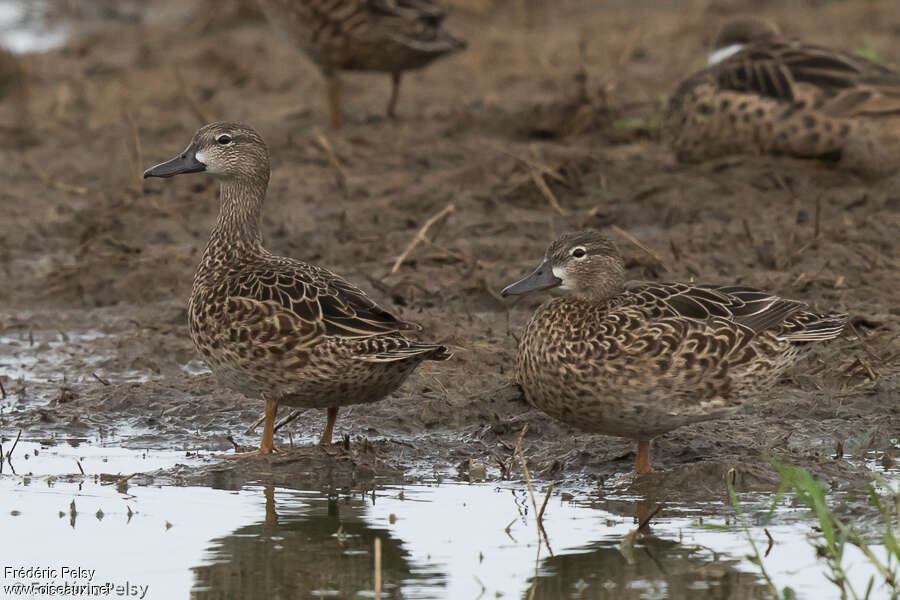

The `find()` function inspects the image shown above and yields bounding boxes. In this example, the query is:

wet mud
[1,0,898,498]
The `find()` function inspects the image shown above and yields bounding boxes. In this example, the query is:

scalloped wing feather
[625,282,808,333]
[228,259,419,338]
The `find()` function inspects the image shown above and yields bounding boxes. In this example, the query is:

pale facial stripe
[552,266,570,290]
[707,43,744,65]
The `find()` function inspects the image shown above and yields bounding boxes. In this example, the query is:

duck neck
[203,175,268,263]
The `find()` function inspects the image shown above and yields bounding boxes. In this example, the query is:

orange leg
[225,398,279,458]
[636,440,654,474]
[327,72,341,129]
[386,72,402,118]
[320,406,339,446]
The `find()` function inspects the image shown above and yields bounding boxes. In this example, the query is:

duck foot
[222,446,282,459]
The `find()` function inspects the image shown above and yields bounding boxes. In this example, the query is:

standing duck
[144,122,450,456]
[256,0,466,128]
[501,231,847,474]
[665,17,900,177]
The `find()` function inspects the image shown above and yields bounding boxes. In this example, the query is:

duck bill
[500,260,562,297]
[143,144,206,178]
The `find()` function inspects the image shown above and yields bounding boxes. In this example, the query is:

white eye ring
[571,246,587,259]
[216,134,233,145]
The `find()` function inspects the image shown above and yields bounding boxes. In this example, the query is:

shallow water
[0,0,66,53]
[1,439,897,600]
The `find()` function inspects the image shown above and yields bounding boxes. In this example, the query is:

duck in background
[666,17,900,177]
[256,0,466,128]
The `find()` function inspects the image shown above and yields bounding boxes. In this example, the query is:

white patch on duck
[194,150,208,164]
[552,266,571,290]
[707,43,744,65]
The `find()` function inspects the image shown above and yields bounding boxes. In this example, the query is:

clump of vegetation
[727,460,899,600]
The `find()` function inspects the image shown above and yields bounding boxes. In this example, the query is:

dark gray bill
[143,144,206,178]
[500,260,562,297]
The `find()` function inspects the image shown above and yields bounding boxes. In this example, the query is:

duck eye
[571,247,586,258]
[216,134,233,145]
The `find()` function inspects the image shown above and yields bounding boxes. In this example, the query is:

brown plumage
[666,17,900,177]
[501,231,848,474]
[256,0,466,127]
[143,122,450,455]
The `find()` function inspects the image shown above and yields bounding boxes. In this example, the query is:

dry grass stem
[275,409,303,433]
[5,429,22,463]
[494,147,568,185]
[314,131,349,198]
[173,67,211,124]
[244,413,266,434]
[515,425,553,552]
[538,482,554,522]
[611,224,670,272]
[26,161,88,195]
[529,168,568,215]
[374,536,382,600]
[391,203,455,274]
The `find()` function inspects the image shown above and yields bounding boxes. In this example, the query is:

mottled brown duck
[666,17,900,177]
[256,0,466,128]
[144,122,450,456]
[501,231,848,474]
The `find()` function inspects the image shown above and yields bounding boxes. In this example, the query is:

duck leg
[636,440,654,474]
[327,72,341,129]
[320,406,339,446]
[224,397,280,458]
[386,72,402,119]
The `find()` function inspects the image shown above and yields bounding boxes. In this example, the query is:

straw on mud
[123,109,143,193]
[26,160,88,195]
[0,377,6,398]
[92,372,110,386]
[391,203,455,274]
[245,414,266,434]
[5,429,21,463]
[275,409,302,433]
[313,132,349,198]
[76,460,84,475]
[374,537,382,600]
[529,168,568,215]
[116,473,137,487]
[173,67,211,124]
[611,225,670,272]
[493,147,568,185]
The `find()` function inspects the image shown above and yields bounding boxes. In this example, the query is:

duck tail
[782,311,849,342]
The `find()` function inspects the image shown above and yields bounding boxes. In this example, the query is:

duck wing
[711,39,900,114]
[624,282,807,333]
[227,258,420,339]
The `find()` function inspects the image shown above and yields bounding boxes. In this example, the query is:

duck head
[501,230,625,301]
[143,122,269,183]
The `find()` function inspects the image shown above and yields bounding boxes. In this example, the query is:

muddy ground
[0,0,898,496]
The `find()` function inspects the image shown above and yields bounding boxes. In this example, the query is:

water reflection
[191,486,443,599]
[189,485,776,599]
[529,535,768,600]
